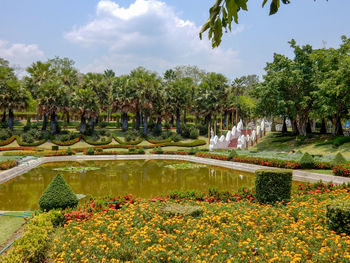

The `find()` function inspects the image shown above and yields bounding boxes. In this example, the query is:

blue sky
[1,0,350,79]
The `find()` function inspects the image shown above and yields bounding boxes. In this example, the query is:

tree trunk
[50,111,58,135]
[320,118,327,134]
[107,107,110,123]
[88,117,95,134]
[66,112,70,124]
[333,115,343,136]
[223,111,228,128]
[282,117,287,133]
[136,110,141,130]
[143,111,149,135]
[156,116,162,132]
[42,113,47,131]
[270,116,276,132]
[170,116,174,126]
[1,111,6,123]
[205,114,211,126]
[306,119,312,134]
[297,115,308,136]
[80,114,87,134]
[196,113,200,124]
[290,117,299,135]
[176,109,181,134]
[121,112,129,132]
[183,110,187,124]
[7,109,14,130]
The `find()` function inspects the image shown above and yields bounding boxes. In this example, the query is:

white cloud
[0,40,44,67]
[65,0,243,76]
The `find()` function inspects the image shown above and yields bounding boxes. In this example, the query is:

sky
[1,0,350,79]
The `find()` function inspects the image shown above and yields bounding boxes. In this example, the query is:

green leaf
[262,0,268,8]
[269,0,280,15]
[235,0,248,11]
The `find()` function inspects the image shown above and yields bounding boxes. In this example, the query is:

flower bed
[232,156,301,169]
[0,160,18,170]
[52,187,350,262]
[195,152,230,161]
[333,164,350,177]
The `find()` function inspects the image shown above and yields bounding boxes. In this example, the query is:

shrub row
[15,135,47,147]
[0,160,18,170]
[195,152,230,161]
[326,199,350,235]
[233,156,301,169]
[1,210,63,263]
[145,136,172,144]
[81,135,112,145]
[3,150,71,157]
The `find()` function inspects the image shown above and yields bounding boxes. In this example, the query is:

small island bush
[38,174,78,211]
[326,199,350,235]
[332,152,347,166]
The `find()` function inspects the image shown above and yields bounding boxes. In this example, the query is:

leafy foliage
[326,199,350,235]
[299,152,314,169]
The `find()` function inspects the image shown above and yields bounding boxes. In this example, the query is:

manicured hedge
[326,199,350,234]
[233,156,301,169]
[51,136,81,146]
[16,135,47,147]
[164,140,206,147]
[145,137,172,144]
[195,152,230,161]
[81,135,112,145]
[255,169,293,204]
[39,174,78,211]
[1,210,63,263]
[0,135,16,146]
[333,164,350,177]
[0,160,18,170]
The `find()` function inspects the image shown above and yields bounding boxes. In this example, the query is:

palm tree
[103,69,116,123]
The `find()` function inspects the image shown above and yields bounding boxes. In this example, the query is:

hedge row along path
[1,155,350,187]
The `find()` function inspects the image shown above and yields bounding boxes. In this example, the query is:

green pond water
[0,160,299,211]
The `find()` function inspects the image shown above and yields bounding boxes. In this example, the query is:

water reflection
[0,160,255,211]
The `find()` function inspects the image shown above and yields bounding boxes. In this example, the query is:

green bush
[172,134,182,142]
[138,148,145,154]
[124,130,139,142]
[196,124,208,136]
[66,147,73,155]
[87,147,95,155]
[299,152,314,169]
[38,174,78,211]
[189,128,199,139]
[255,169,293,204]
[326,199,350,235]
[128,147,137,153]
[0,129,12,140]
[332,152,347,166]
[22,133,35,143]
[154,146,163,154]
[52,145,59,151]
[228,149,238,159]
[1,210,63,263]
[96,148,103,153]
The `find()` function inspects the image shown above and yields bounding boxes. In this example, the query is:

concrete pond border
[1,154,350,185]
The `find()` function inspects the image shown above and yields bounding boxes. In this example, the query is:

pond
[0,159,296,211]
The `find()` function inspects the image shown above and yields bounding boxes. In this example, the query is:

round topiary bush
[39,174,78,211]
[299,152,314,169]
[332,152,347,166]
[228,149,238,159]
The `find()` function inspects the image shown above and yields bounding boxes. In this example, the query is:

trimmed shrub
[332,152,347,166]
[154,146,163,154]
[138,148,145,154]
[326,199,350,235]
[189,128,199,139]
[52,145,59,151]
[228,149,238,159]
[255,169,293,204]
[0,129,12,140]
[172,134,182,142]
[66,147,73,155]
[38,174,78,211]
[299,152,314,169]
[87,147,95,155]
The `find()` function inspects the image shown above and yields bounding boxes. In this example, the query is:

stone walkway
[1,155,350,185]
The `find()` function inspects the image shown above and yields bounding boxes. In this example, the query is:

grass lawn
[0,213,25,246]
[251,132,350,158]
[302,169,335,175]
